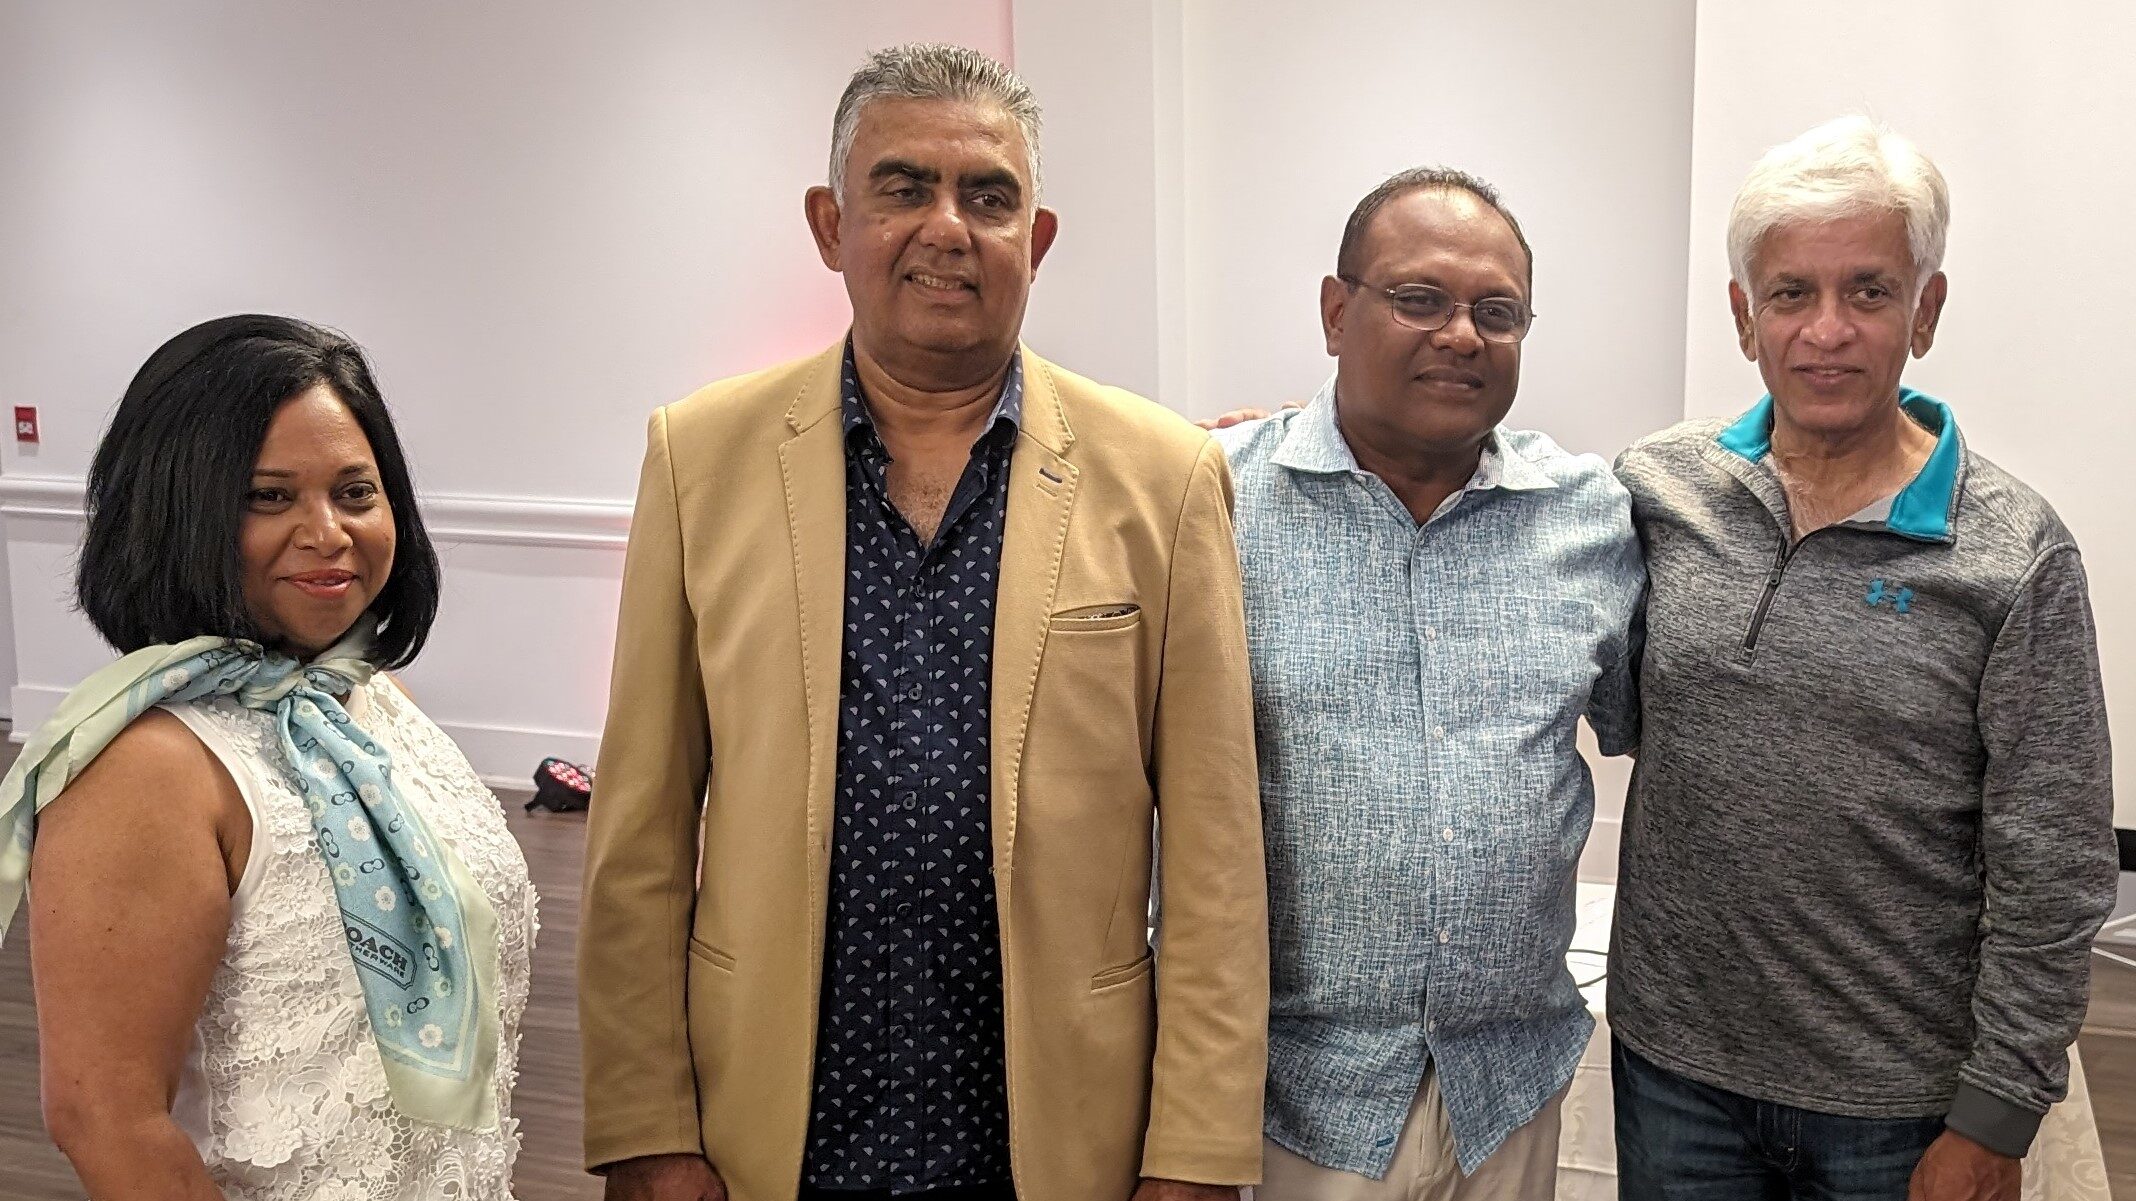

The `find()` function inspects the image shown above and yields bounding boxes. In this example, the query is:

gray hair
[1336,166,1533,285]
[1728,116,1950,291]
[828,43,1043,204]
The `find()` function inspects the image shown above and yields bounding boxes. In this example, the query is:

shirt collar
[1485,432,1560,492]
[1271,374,1558,494]
[839,340,1025,447]
[1268,376,1358,473]
[1713,387,1963,542]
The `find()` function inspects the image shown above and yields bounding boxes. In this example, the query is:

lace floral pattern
[170,678,535,1200]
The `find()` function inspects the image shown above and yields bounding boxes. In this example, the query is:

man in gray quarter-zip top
[1609,116,2116,1201]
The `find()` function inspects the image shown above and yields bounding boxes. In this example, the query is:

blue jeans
[1613,1038,1947,1200]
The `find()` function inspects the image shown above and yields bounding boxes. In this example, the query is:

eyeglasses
[1338,275,1536,344]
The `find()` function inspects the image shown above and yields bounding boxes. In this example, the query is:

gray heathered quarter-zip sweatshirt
[1607,390,2116,1158]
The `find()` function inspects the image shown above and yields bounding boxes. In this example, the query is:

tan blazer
[579,343,1268,1201]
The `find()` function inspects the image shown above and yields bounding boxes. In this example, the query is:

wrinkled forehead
[1749,209,1915,283]
[1362,191,1529,295]
[844,97,1032,187]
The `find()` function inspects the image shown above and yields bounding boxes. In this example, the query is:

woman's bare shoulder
[47,709,237,823]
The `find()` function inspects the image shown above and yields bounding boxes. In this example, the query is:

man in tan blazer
[579,43,1267,1201]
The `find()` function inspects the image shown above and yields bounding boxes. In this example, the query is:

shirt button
[888,1023,907,1040]
[1424,626,1438,640]
[1437,928,1451,944]
[1441,827,1455,843]
[908,683,925,702]
[894,902,913,920]
[1434,726,1447,739]
[1427,1018,1438,1033]
[899,790,918,811]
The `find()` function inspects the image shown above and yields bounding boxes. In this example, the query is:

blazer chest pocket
[1028,604,1150,765]
[1049,603,1141,633]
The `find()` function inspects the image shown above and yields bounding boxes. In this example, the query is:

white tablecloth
[1554,883,2113,1201]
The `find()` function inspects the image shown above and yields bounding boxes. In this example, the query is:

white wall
[0,0,1011,782]
[1172,0,1698,454]
[1685,0,2136,827]
[0,533,14,722]
[1010,0,1172,399]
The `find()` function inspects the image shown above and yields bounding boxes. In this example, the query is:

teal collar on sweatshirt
[1715,387,1962,542]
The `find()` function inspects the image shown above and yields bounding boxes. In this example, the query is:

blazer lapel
[990,348,1078,884]
[778,344,850,957]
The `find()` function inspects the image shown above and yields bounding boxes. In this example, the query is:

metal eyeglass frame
[1336,274,1537,344]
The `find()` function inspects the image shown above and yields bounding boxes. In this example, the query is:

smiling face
[1323,187,1529,461]
[238,385,397,659]
[805,96,1057,387]
[1730,210,1946,437]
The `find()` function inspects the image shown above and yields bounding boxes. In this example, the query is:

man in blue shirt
[1206,168,1643,1199]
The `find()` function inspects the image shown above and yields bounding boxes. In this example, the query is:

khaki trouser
[1255,1069,1566,1201]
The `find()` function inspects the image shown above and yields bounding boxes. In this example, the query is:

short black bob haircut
[77,314,441,670]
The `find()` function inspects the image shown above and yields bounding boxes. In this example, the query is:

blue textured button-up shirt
[802,346,1023,1192]
[1213,379,1644,1177]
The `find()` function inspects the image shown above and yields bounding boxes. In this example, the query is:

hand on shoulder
[1193,401,1304,431]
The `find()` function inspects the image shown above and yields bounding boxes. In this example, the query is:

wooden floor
[1,738,2132,1198]
[2085,962,2136,1199]
[490,801,607,1201]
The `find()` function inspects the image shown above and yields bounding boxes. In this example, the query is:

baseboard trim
[444,717,601,792]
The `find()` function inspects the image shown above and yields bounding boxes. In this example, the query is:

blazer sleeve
[1140,438,1271,1185]
[578,407,714,1171]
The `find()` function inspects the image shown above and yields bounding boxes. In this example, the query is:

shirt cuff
[1945,1082,2043,1158]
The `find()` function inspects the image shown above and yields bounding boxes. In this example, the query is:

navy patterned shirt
[801,346,1022,1192]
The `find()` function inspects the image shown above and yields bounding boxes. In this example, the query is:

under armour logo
[1865,579,1914,614]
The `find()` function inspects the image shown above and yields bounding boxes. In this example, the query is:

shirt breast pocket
[1447,595,1602,734]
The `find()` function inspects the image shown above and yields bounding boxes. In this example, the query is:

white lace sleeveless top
[159,676,535,1201]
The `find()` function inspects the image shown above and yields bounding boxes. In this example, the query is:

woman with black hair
[0,315,533,1200]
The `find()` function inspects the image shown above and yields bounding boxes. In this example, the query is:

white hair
[828,43,1043,205]
[1727,116,1950,291]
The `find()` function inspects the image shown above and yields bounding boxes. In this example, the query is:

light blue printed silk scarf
[0,626,500,1131]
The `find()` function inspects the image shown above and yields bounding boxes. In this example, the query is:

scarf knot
[0,624,499,1130]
